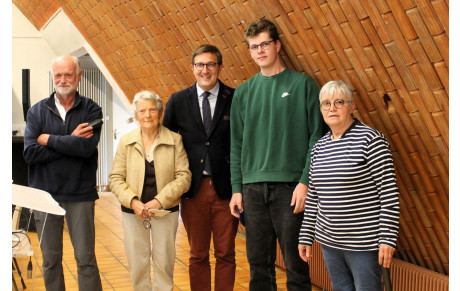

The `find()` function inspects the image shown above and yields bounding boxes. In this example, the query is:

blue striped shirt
[299,119,400,251]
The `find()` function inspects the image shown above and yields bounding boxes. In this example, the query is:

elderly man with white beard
[24,55,103,291]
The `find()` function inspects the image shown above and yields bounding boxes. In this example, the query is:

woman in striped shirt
[298,81,400,291]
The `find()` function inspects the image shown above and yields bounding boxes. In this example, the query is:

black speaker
[22,69,30,122]
[12,136,36,231]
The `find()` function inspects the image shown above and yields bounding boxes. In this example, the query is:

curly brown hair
[243,18,280,45]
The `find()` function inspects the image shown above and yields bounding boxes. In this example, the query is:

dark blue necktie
[202,91,212,135]
[202,91,212,174]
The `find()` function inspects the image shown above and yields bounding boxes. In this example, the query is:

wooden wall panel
[14,0,449,275]
[13,0,60,30]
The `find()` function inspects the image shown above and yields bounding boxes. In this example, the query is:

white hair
[132,90,164,116]
[319,80,354,102]
[50,55,81,75]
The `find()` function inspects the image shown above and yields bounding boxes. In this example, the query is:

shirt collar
[54,93,67,120]
[197,82,220,98]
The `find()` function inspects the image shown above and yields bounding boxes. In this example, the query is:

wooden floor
[13,192,321,290]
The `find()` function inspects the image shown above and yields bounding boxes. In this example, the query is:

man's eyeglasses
[249,40,274,52]
[194,62,218,71]
[320,99,352,110]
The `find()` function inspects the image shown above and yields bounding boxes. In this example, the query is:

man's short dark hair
[244,18,280,45]
[191,44,223,65]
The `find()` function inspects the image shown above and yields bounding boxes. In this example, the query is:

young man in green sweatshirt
[229,19,323,290]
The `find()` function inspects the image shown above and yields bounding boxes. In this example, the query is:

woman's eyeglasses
[143,219,151,229]
[320,99,352,110]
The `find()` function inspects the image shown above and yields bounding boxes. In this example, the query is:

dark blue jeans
[243,182,311,291]
[321,244,383,291]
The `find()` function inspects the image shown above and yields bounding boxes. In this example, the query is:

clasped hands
[130,198,162,218]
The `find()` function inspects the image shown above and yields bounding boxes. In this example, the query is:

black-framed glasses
[320,99,352,110]
[249,40,274,52]
[194,62,218,71]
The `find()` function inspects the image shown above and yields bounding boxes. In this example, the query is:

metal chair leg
[12,257,27,289]
[12,272,19,291]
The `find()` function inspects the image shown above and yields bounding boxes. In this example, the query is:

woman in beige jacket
[109,90,191,291]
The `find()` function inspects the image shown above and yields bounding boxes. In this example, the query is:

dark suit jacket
[162,80,234,200]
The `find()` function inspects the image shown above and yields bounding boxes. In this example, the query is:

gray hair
[319,80,354,102]
[132,90,164,116]
[51,55,81,75]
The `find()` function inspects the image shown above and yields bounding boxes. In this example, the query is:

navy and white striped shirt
[299,119,400,251]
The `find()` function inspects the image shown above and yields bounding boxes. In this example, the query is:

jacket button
[205,141,210,146]
[200,159,204,163]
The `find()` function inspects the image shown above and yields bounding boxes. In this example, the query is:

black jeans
[243,182,311,291]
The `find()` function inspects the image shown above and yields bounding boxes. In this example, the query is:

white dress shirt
[197,83,220,120]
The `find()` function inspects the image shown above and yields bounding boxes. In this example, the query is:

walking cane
[382,266,392,291]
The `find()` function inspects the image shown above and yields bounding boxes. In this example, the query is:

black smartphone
[87,119,104,129]
[235,206,245,226]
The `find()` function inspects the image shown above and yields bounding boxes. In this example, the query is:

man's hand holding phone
[72,123,93,138]
[72,119,103,138]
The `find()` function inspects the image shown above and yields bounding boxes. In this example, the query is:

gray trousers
[34,201,102,291]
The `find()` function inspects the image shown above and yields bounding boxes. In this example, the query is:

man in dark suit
[162,44,239,291]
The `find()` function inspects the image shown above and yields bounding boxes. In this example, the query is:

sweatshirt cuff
[47,134,57,149]
[232,184,242,194]
[299,173,309,186]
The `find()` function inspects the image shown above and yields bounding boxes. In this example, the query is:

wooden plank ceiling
[13,0,449,275]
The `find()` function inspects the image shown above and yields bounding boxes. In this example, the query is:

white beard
[55,83,76,96]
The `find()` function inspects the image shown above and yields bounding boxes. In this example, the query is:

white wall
[12,5,56,135]
[112,91,138,158]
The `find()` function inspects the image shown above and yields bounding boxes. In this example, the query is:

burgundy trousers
[181,177,239,291]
